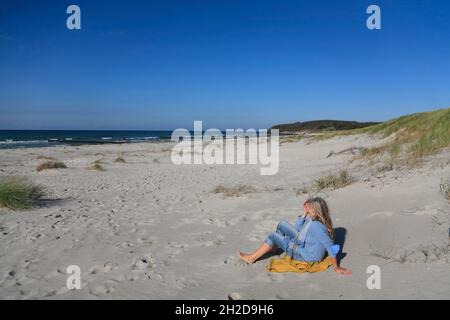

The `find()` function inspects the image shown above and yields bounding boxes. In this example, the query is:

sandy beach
[1,134,449,300]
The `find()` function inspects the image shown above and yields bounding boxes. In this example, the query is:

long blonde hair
[305,197,334,239]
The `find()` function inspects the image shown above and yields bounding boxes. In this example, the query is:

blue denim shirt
[291,217,336,262]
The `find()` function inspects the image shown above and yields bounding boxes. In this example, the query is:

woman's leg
[276,220,299,240]
[239,232,289,264]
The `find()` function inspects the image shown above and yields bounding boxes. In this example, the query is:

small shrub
[376,162,394,173]
[88,162,104,171]
[36,161,67,172]
[114,156,126,163]
[213,185,256,197]
[0,177,45,210]
[313,170,353,191]
[293,183,310,196]
[360,146,385,158]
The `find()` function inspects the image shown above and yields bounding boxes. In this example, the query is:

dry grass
[0,177,45,210]
[36,161,67,172]
[370,249,414,264]
[280,134,305,144]
[371,245,450,264]
[376,162,394,174]
[114,156,126,163]
[313,170,353,191]
[87,161,105,171]
[293,183,310,196]
[213,184,257,197]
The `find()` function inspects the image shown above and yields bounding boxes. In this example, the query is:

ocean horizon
[0,130,174,149]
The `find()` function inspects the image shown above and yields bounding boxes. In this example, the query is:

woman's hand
[334,267,352,276]
[301,201,309,219]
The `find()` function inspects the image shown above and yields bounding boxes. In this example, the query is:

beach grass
[36,161,67,172]
[313,170,353,191]
[312,108,450,166]
[114,156,126,163]
[0,177,45,210]
[213,184,257,197]
[280,134,305,144]
[293,183,310,196]
[359,108,450,161]
[88,161,105,171]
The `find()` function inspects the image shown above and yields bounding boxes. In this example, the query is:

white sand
[0,135,449,299]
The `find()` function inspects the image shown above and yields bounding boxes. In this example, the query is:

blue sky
[1,0,449,130]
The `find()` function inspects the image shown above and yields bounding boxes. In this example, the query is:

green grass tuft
[88,162,104,171]
[0,177,45,210]
[359,108,450,161]
[36,161,67,172]
[313,170,353,191]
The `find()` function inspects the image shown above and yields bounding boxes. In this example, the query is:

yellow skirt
[266,255,333,273]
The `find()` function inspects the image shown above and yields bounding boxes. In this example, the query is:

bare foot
[238,251,255,264]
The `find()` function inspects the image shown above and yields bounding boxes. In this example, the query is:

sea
[0,130,174,149]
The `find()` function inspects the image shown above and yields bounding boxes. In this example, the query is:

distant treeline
[271,120,380,132]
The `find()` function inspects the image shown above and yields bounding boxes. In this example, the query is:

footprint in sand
[173,277,198,290]
[117,241,134,248]
[89,281,116,297]
[223,256,235,265]
[45,287,70,297]
[145,272,164,282]
[214,235,225,245]
[89,262,118,274]
[130,253,164,282]
[136,237,154,245]
[165,242,189,258]
[131,254,157,271]
[267,273,284,282]
[127,274,140,282]
[275,292,291,300]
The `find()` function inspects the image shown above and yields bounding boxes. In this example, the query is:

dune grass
[293,183,310,196]
[36,161,67,172]
[0,177,45,210]
[88,160,105,171]
[213,184,257,197]
[280,134,305,144]
[312,108,450,166]
[114,156,126,163]
[313,170,353,191]
[359,108,450,161]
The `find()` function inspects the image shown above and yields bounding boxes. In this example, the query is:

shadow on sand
[334,227,347,264]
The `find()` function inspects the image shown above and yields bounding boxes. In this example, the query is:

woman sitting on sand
[239,197,352,275]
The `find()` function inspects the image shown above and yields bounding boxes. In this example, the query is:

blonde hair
[305,197,334,239]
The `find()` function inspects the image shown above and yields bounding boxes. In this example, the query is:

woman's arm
[313,224,352,276]
[294,216,306,230]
